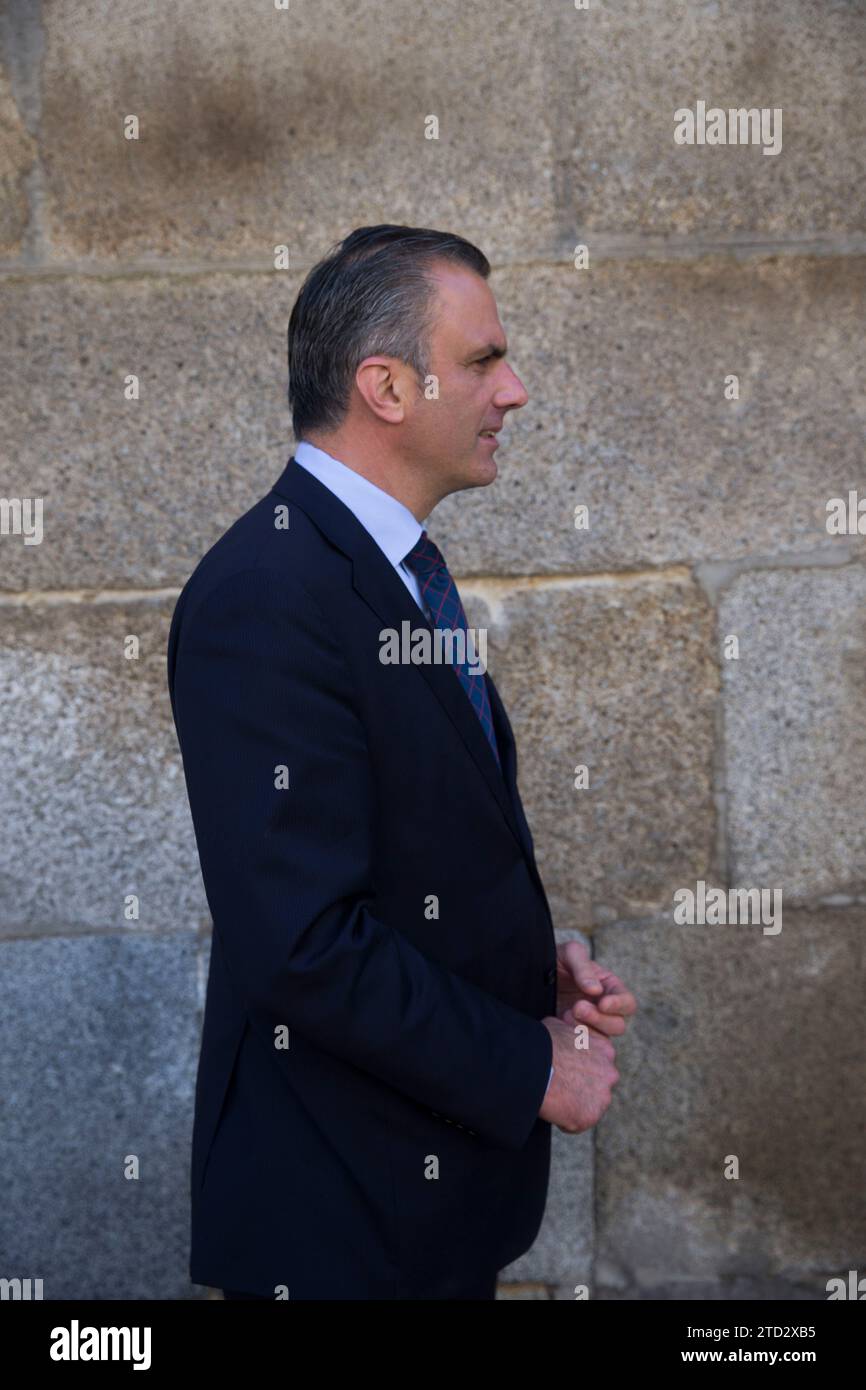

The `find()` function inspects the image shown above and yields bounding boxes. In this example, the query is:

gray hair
[287,224,490,439]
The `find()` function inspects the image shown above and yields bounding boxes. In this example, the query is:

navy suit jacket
[166,455,558,1299]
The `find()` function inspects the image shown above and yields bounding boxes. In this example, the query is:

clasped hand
[554,939,637,1038]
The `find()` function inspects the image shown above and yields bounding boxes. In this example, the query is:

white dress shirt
[293,439,426,611]
[292,439,555,1101]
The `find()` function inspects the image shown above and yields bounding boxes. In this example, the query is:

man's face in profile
[405,261,529,500]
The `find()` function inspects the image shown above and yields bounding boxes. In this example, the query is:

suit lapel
[485,672,536,867]
[272,457,528,859]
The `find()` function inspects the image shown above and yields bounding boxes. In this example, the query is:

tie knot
[403,529,447,579]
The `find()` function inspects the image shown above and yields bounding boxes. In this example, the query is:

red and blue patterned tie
[403,530,501,770]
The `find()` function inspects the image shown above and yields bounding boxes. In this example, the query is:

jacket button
[544,965,557,986]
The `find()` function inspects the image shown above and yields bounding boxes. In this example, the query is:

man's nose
[497,365,529,410]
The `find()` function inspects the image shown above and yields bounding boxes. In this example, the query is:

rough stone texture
[552,1282,592,1301]
[39,0,561,263]
[545,0,866,239]
[2,257,865,591]
[594,1277,824,1300]
[0,63,35,254]
[0,597,208,934]
[432,256,866,575]
[0,932,201,1300]
[0,274,294,591]
[593,909,866,1296]
[497,1283,553,1300]
[462,578,718,931]
[37,1,866,261]
[721,563,866,902]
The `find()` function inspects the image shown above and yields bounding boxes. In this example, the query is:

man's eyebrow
[467,341,508,361]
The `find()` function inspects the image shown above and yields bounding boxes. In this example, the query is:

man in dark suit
[166,225,636,1301]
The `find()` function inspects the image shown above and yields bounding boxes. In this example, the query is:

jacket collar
[293,439,423,569]
[271,455,532,863]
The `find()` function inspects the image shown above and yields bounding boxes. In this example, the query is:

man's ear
[355,356,406,425]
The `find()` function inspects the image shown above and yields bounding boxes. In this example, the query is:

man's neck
[301,432,436,523]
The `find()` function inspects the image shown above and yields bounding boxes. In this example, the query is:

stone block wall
[1,0,863,1299]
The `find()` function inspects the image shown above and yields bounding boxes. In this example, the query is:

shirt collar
[293,440,423,567]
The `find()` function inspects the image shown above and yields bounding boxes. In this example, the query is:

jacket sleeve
[169,565,553,1151]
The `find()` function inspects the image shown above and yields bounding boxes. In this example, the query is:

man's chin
[440,449,498,496]
[466,449,498,486]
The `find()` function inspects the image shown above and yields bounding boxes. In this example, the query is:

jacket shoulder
[173,486,339,626]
